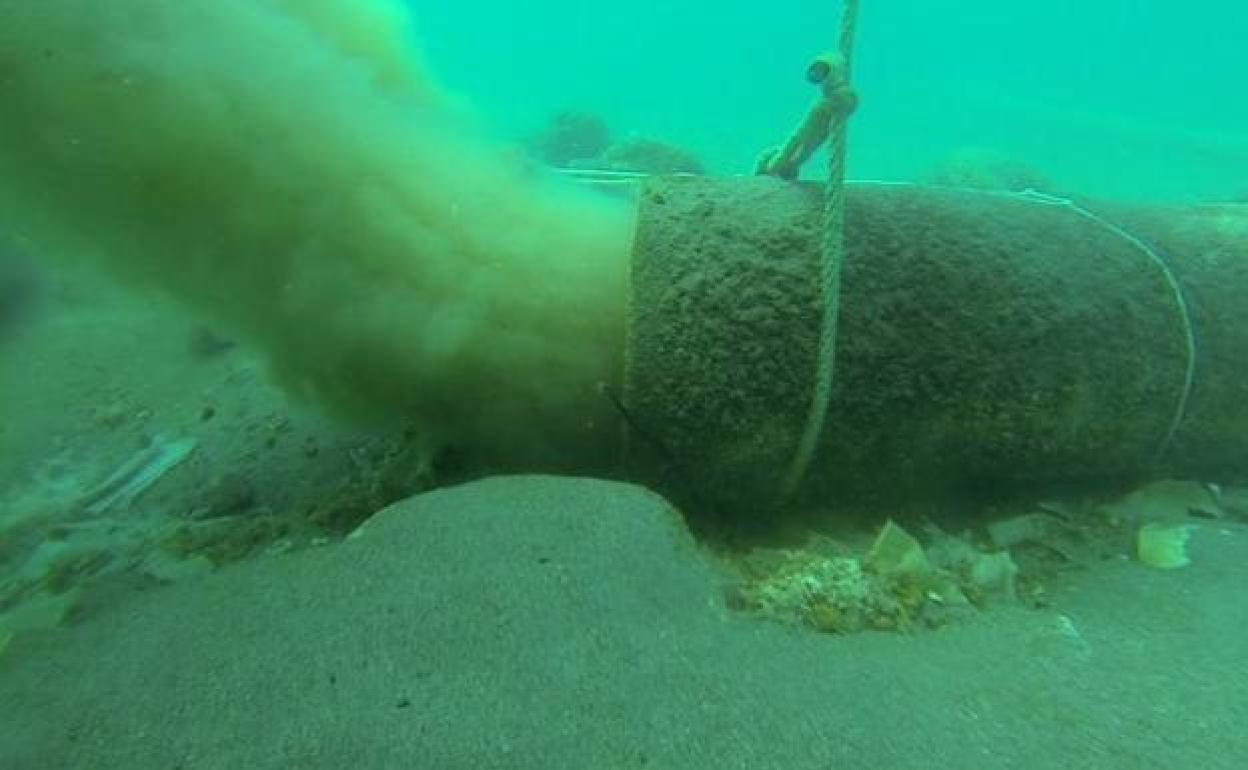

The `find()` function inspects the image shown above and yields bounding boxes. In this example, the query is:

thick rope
[778,0,860,500]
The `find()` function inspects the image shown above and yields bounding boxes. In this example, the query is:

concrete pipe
[621,176,1248,516]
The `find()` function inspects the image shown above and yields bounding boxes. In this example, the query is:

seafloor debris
[1136,522,1195,569]
[1097,478,1226,569]
[77,434,198,516]
[728,520,1023,635]
[0,437,199,653]
[728,475,1243,635]
[0,419,440,659]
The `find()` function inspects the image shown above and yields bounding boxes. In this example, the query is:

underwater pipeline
[5,2,1247,519]
[619,176,1248,515]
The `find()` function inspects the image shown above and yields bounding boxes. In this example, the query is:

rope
[778,0,861,501]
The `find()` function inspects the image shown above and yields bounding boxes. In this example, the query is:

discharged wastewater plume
[0,0,632,464]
